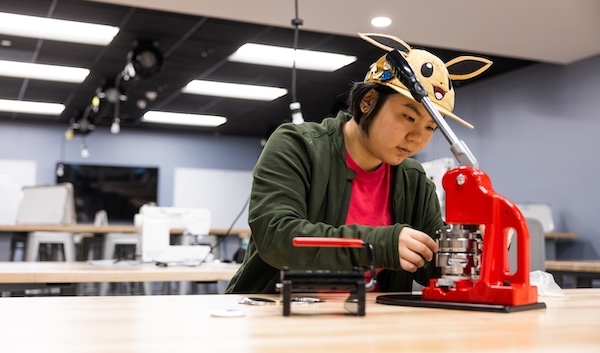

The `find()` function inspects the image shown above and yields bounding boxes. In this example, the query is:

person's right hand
[479,224,514,250]
[397,227,438,272]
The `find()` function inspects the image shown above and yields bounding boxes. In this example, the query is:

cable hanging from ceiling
[64,96,98,158]
[111,39,164,134]
[62,39,164,158]
[289,0,304,125]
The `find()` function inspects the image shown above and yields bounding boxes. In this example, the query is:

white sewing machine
[137,205,212,264]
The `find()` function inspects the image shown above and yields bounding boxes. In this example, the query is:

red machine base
[376,294,546,313]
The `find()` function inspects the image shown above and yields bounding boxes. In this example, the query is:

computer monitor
[56,163,158,224]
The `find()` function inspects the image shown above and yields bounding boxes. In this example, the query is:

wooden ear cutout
[358,33,411,54]
[446,56,493,81]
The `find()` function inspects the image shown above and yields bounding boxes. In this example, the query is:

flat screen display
[56,163,158,224]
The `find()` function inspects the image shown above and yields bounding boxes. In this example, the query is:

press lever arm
[386,50,479,168]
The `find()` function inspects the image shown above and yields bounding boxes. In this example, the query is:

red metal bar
[292,237,364,248]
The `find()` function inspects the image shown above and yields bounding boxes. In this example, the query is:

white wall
[173,168,252,229]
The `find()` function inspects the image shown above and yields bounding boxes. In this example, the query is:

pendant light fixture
[290,0,304,124]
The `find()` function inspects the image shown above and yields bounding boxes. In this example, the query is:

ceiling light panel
[0,60,90,83]
[0,99,65,115]
[142,111,227,127]
[0,12,119,46]
[228,43,357,72]
[183,80,288,101]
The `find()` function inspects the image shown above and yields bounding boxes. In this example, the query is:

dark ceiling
[0,0,536,139]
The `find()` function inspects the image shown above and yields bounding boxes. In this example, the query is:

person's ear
[361,89,377,113]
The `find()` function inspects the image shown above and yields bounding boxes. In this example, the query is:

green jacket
[226,111,444,294]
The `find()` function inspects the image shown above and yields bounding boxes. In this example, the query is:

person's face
[363,93,437,166]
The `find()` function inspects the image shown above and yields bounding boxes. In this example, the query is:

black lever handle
[386,49,428,102]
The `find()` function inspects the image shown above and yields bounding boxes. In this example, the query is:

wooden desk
[0,224,251,261]
[0,260,240,295]
[544,231,577,261]
[0,289,597,352]
[0,260,240,284]
[544,232,577,240]
[0,224,251,237]
[545,260,600,288]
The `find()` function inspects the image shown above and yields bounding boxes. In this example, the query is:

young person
[226,33,491,294]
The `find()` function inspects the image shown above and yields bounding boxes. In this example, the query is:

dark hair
[347,82,399,135]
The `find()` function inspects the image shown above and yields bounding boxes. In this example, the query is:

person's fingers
[404,230,437,260]
[398,228,438,272]
[414,232,438,258]
[399,248,425,272]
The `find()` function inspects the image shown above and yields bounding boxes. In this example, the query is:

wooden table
[0,260,240,295]
[0,224,251,261]
[544,232,577,240]
[0,260,240,284]
[0,224,251,237]
[0,289,597,352]
[544,231,577,260]
[545,260,600,288]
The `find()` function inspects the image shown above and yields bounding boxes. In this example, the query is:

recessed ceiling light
[0,12,119,45]
[371,17,392,28]
[142,111,227,127]
[228,43,357,72]
[0,99,65,115]
[183,80,288,101]
[0,60,90,83]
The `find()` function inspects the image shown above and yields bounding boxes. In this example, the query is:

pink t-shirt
[345,151,392,290]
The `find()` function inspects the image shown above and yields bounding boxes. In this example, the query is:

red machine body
[421,166,539,306]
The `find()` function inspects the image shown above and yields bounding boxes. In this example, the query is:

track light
[110,117,120,134]
[290,102,304,124]
[289,1,304,125]
[66,106,95,139]
[123,39,164,80]
[96,78,127,134]
[96,85,126,104]
[65,127,74,140]
[80,142,90,158]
